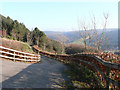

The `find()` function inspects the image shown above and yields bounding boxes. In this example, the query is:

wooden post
[31,55,32,63]
[14,51,15,61]
[106,67,111,88]
[24,54,26,63]
[39,55,41,62]
[38,51,40,62]
[37,55,39,62]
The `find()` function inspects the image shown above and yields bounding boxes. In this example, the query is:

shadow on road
[2,55,69,88]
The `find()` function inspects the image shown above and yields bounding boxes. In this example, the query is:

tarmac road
[1,55,69,88]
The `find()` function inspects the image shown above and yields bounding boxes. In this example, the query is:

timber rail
[0,45,40,63]
[33,45,120,88]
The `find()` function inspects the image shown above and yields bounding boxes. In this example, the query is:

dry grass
[1,38,34,53]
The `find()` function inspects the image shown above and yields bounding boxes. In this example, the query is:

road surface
[1,55,69,88]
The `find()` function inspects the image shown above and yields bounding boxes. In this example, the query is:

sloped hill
[1,14,64,54]
[70,38,84,45]
[44,31,81,43]
[44,31,69,43]
[1,38,34,53]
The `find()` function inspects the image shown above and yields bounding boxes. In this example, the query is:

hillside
[44,29,118,51]
[44,31,81,43]
[1,38,34,53]
[71,38,84,45]
[1,14,64,54]
[44,31,69,43]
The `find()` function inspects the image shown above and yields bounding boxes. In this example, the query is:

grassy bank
[1,38,34,53]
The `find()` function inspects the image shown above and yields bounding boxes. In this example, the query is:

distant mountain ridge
[44,29,118,50]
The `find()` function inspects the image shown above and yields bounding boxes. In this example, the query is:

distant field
[70,39,84,45]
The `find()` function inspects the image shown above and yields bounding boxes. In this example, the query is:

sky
[0,0,119,31]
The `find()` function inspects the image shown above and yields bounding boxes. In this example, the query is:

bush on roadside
[65,44,99,54]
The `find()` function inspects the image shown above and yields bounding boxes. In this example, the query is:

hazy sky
[1,0,118,31]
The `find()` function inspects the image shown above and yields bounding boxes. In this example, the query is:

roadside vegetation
[65,44,99,54]
[61,64,100,88]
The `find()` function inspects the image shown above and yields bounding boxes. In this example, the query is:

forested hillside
[1,15,64,54]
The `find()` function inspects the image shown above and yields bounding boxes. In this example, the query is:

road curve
[1,55,69,88]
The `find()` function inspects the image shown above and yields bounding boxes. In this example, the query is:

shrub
[65,44,99,54]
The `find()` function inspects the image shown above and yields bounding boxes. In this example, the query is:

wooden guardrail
[0,46,40,62]
[33,45,120,88]
[71,55,120,88]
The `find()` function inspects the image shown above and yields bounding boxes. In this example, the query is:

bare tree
[77,13,109,51]
[88,28,93,47]
[78,19,89,50]
[92,13,109,50]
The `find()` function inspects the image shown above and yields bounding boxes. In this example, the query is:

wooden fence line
[0,46,39,56]
[0,46,40,62]
[74,54,119,69]
[33,46,120,88]
[75,58,119,88]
